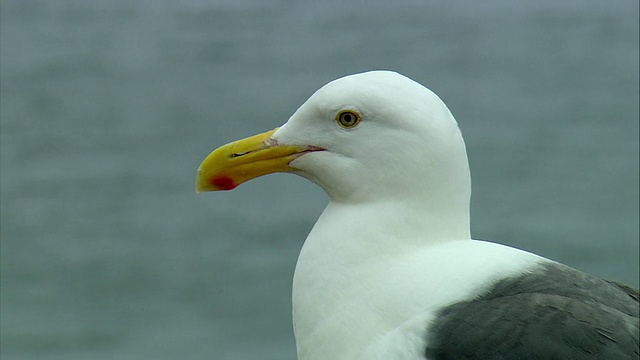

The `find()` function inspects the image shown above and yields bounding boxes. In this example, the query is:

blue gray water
[1,1,638,359]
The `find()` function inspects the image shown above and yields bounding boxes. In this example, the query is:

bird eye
[336,110,361,129]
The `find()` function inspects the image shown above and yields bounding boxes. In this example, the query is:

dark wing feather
[425,263,639,360]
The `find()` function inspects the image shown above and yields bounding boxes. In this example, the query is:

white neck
[291,198,470,359]
[290,200,545,360]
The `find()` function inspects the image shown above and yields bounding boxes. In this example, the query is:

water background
[1,1,638,359]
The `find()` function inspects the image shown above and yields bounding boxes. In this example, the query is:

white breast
[291,202,546,360]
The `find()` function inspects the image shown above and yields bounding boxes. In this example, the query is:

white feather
[270,71,548,359]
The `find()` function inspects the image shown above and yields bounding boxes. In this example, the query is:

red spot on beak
[210,176,236,190]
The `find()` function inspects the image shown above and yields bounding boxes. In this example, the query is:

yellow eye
[336,110,361,129]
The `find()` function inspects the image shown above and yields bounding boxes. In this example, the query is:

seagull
[195,71,639,360]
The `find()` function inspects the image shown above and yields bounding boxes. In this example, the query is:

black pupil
[343,113,353,124]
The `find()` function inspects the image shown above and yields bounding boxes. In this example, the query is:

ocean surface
[1,1,638,359]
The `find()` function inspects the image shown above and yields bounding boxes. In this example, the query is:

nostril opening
[263,138,279,147]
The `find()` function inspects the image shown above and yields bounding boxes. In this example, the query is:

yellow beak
[195,128,320,192]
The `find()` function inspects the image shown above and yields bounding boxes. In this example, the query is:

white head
[197,70,471,232]
[274,71,470,211]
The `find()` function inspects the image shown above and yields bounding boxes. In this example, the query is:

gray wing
[425,263,639,360]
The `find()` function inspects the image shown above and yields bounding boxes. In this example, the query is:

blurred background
[1,0,638,359]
